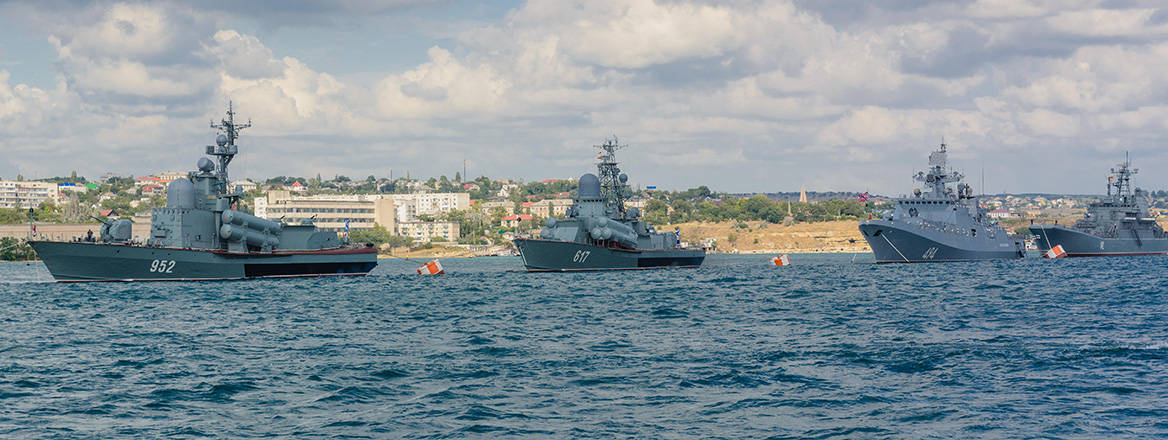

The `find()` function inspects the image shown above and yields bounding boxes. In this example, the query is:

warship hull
[1029,225,1168,257]
[514,238,705,271]
[29,241,378,282]
[860,220,1024,263]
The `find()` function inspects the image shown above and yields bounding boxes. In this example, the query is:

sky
[1,0,1167,195]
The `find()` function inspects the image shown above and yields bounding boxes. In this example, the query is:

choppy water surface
[1,254,1167,438]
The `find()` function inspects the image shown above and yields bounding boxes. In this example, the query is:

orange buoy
[771,254,790,266]
[417,259,446,275]
[1043,245,1066,259]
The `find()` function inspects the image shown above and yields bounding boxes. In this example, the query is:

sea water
[1,254,1166,438]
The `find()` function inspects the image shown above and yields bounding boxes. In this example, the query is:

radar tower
[1108,152,1137,201]
[208,101,252,199]
[594,136,630,217]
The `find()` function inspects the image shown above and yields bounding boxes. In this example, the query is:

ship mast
[208,101,251,198]
[914,140,963,198]
[1108,152,1137,202]
[594,136,629,217]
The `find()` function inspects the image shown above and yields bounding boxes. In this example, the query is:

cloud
[3,0,1168,194]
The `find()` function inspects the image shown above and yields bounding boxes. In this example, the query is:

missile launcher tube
[222,209,283,233]
[219,224,280,248]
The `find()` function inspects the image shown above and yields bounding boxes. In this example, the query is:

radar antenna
[1108,151,1136,201]
[913,140,963,198]
[207,101,252,198]
[594,136,629,217]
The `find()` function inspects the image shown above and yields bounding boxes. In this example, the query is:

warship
[1029,155,1168,257]
[513,137,705,271]
[29,103,378,281]
[859,142,1025,263]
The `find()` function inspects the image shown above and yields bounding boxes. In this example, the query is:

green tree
[644,199,669,224]
[349,224,414,248]
[0,237,36,261]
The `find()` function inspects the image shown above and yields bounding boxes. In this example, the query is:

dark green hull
[28,241,377,282]
[514,238,705,271]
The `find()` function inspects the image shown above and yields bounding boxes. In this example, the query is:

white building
[387,192,471,221]
[0,180,59,209]
[254,190,395,233]
[529,198,574,218]
[496,183,520,198]
[231,180,258,193]
[397,221,459,243]
[477,200,515,216]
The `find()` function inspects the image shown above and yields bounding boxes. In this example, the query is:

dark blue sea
[1,254,1166,438]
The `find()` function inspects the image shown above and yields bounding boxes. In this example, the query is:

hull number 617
[573,250,591,263]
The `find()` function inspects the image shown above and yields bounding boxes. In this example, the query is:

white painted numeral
[150,259,176,273]
[573,250,591,263]
[922,247,938,259]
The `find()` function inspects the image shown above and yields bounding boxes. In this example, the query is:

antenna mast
[594,136,629,216]
[208,101,252,197]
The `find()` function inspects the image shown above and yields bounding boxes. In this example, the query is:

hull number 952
[573,250,591,263]
[150,259,176,273]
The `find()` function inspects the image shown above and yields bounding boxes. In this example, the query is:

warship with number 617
[28,103,378,282]
[1029,155,1168,257]
[859,141,1025,263]
[513,137,705,271]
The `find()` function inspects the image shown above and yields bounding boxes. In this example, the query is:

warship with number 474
[859,141,1025,263]
[513,137,706,271]
[28,103,378,282]
[1029,155,1168,257]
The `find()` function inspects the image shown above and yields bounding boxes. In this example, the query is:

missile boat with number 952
[27,102,378,281]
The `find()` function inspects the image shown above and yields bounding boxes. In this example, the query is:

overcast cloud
[1,0,1167,195]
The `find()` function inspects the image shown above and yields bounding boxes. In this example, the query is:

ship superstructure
[513,137,705,271]
[859,142,1024,262]
[1029,155,1168,256]
[29,103,377,281]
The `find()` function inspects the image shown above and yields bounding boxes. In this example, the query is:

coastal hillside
[675,220,870,254]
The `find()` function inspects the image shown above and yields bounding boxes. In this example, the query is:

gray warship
[1029,156,1168,256]
[513,137,705,271]
[859,142,1025,263]
[29,103,378,281]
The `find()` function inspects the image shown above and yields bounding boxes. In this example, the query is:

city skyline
[2,0,1167,194]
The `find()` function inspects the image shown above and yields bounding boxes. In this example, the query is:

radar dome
[197,157,215,173]
[619,173,628,183]
[166,177,196,209]
[216,134,228,146]
[578,173,601,198]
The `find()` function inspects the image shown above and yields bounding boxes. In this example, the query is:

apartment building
[396,221,459,243]
[387,192,471,221]
[254,190,395,233]
[0,180,59,209]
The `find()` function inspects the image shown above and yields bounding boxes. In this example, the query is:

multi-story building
[396,221,459,243]
[155,172,188,185]
[529,198,574,218]
[254,190,395,233]
[0,180,59,209]
[387,192,471,221]
[477,200,515,216]
[230,180,258,193]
